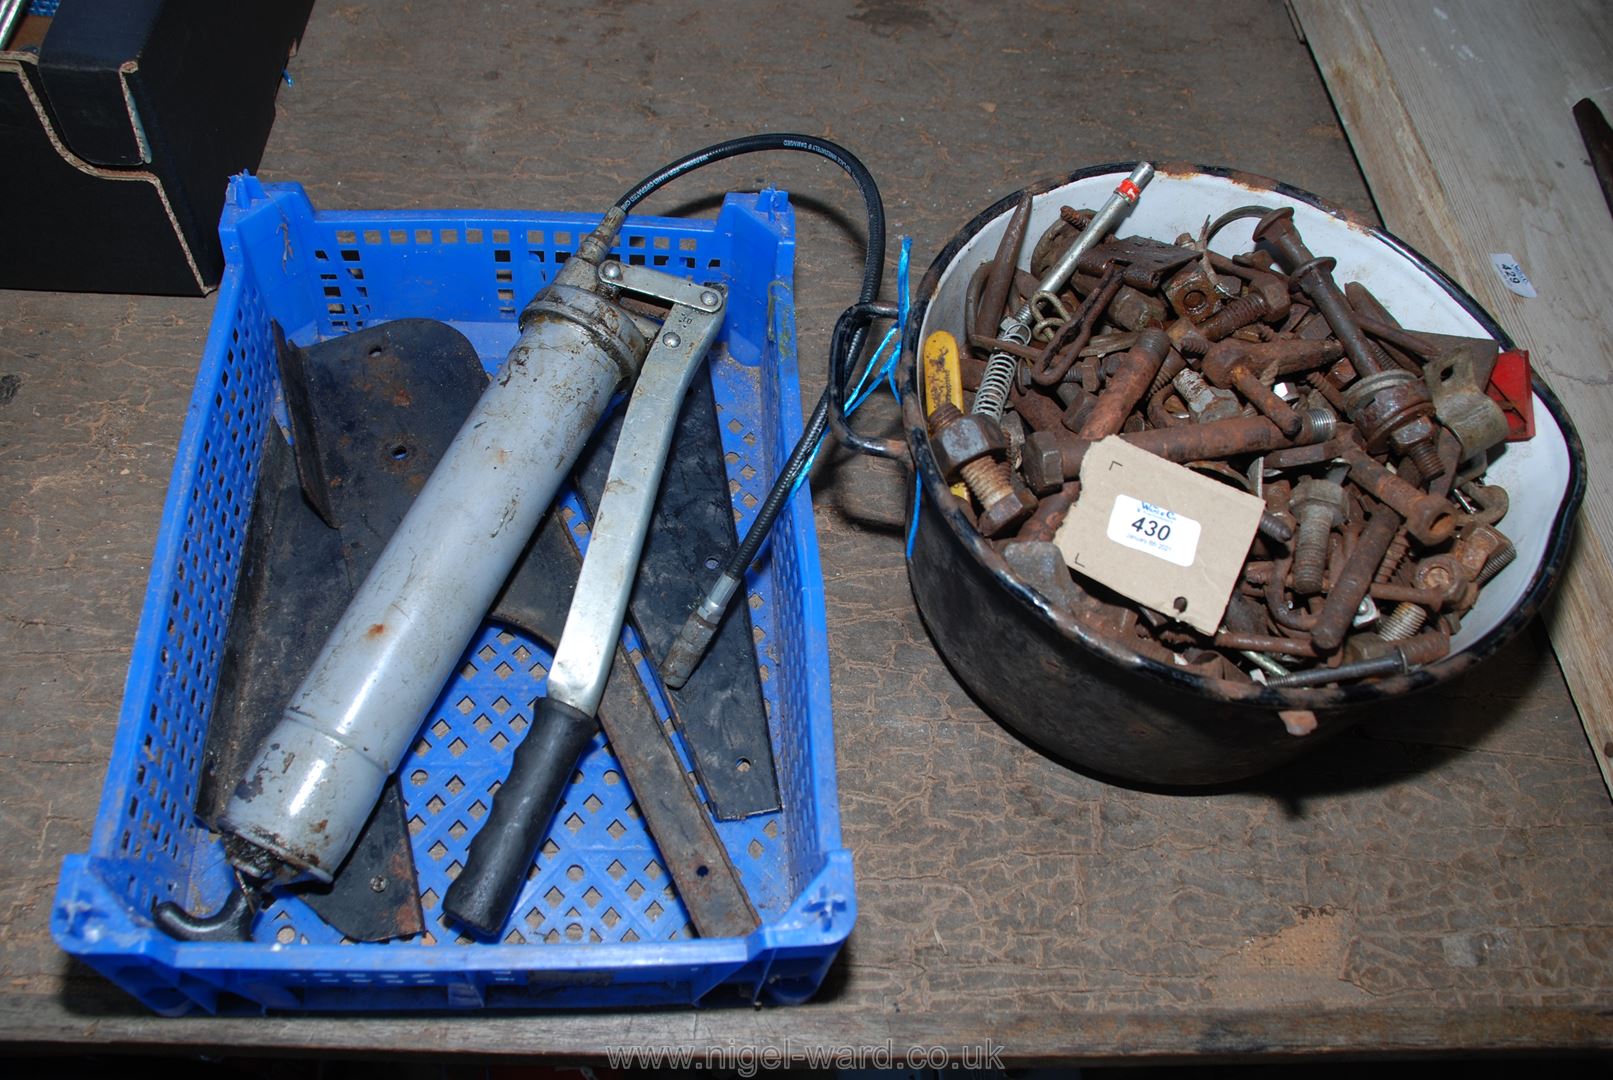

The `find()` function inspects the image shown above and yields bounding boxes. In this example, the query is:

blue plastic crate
[52,175,852,1014]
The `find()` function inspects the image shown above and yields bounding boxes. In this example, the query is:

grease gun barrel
[218,210,652,884]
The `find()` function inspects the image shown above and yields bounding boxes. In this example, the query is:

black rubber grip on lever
[442,695,598,936]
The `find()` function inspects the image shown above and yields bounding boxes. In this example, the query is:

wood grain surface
[1,0,1609,1060]
[1292,0,1613,798]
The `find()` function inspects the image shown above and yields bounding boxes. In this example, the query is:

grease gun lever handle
[443,264,726,936]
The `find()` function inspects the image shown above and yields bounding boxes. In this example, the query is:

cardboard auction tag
[1053,437,1264,634]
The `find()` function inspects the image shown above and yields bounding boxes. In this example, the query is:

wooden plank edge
[1292,0,1613,800]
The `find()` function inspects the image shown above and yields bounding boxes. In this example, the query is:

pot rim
[898,162,1587,710]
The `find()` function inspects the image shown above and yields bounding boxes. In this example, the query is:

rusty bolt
[975,477,1039,539]
[1026,414,1302,489]
[1234,263,1293,324]
[930,403,1036,537]
[1265,626,1448,686]
[1339,441,1457,545]
[1022,431,1066,496]
[1311,505,1402,653]
[1200,338,1342,438]
[1077,327,1171,439]
[1375,602,1428,642]
[1254,207,1443,479]
[928,402,1006,480]
[1413,553,1475,612]
[1341,369,1442,479]
[1125,412,1324,461]
[1450,524,1514,588]
[1253,208,1382,375]
[1289,477,1348,595]
[1196,294,1272,342]
[1166,317,1213,357]
[1258,511,1296,545]
[1205,251,1292,327]
[1173,369,1242,424]
[1297,406,1338,444]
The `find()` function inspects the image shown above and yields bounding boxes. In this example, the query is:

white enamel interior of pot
[918,168,1573,655]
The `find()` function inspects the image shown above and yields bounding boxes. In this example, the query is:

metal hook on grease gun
[156,210,727,941]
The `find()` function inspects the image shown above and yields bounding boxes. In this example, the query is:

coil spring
[973,350,1017,421]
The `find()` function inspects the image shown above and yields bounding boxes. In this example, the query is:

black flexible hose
[616,133,886,577]
[615,134,891,686]
[827,301,903,458]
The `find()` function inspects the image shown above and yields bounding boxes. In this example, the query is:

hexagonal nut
[976,481,1038,538]
[929,413,1005,482]
[1414,555,1475,610]
[1021,432,1065,496]
[1289,477,1348,521]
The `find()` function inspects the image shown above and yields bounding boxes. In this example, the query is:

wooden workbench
[1,0,1608,1061]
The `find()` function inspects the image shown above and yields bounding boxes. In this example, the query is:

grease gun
[210,212,723,897]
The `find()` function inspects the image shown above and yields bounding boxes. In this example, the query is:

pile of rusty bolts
[930,194,1518,689]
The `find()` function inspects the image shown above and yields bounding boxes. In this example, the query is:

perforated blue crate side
[64,242,278,921]
[54,176,852,1014]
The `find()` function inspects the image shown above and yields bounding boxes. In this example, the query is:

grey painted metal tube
[1022,160,1156,323]
[219,215,647,883]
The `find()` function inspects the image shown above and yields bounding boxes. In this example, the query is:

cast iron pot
[836,164,1585,787]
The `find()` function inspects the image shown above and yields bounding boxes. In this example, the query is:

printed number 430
[1131,517,1171,541]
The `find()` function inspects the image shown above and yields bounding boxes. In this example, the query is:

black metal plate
[573,365,781,820]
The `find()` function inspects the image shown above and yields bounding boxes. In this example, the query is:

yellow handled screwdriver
[922,330,970,501]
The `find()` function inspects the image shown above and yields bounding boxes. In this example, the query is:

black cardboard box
[0,0,314,295]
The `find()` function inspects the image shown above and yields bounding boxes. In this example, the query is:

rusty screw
[1289,473,1348,595]
[929,403,1037,537]
[1196,294,1272,342]
[1339,441,1457,545]
[1173,369,1242,423]
[1077,327,1171,439]
[1311,504,1402,653]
